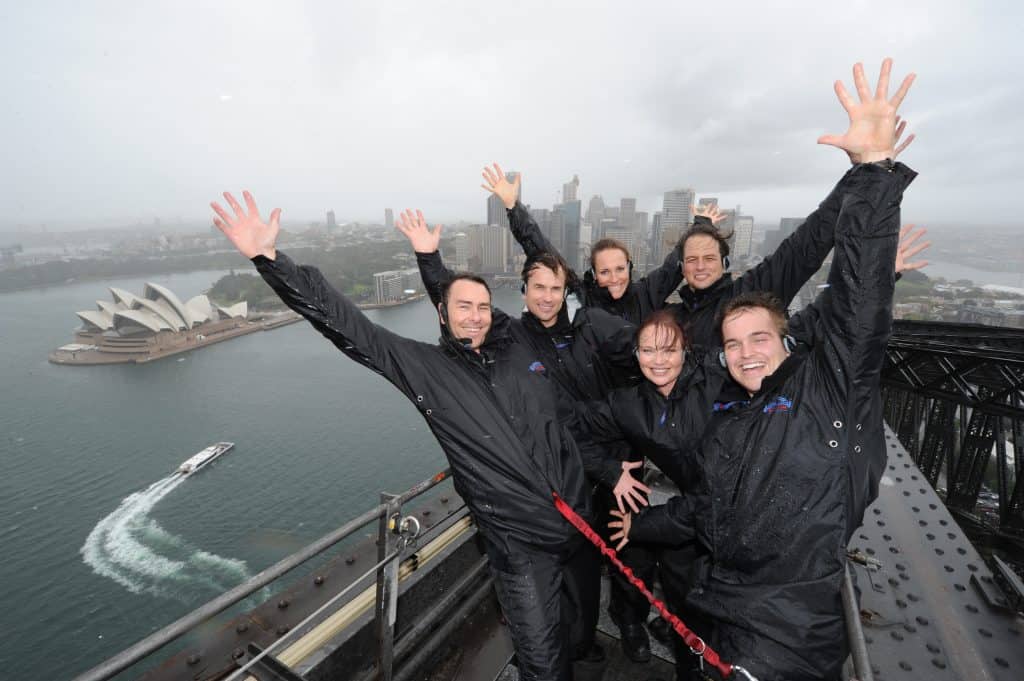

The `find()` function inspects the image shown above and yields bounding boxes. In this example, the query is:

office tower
[563,174,580,203]
[454,232,470,271]
[650,212,664,263]
[481,224,510,273]
[559,200,582,271]
[733,215,754,259]
[662,188,695,259]
[620,198,637,231]
[598,217,617,241]
[385,208,394,229]
[326,210,337,231]
[586,195,605,228]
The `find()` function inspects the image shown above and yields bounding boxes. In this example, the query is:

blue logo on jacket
[528,361,546,374]
[763,396,793,414]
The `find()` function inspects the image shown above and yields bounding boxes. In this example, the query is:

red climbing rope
[552,492,735,679]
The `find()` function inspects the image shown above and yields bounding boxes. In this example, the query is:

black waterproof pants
[658,543,714,681]
[487,540,601,681]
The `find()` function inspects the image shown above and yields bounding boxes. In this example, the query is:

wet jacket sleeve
[575,307,639,374]
[628,494,700,544]
[571,398,630,487]
[415,250,455,307]
[252,251,425,394]
[508,201,559,260]
[733,166,854,306]
[816,162,916,394]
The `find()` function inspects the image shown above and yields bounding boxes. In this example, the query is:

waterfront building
[373,267,420,304]
[51,282,255,365]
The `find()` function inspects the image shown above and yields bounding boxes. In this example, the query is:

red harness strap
[552,492,734,679]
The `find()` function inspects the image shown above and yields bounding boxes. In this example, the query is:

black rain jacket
[629,162,916,681]
[507,202,701,324]
[670,166,856,355]
[252,252,592,560]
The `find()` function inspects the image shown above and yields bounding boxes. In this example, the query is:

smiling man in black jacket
[211,192,598,681]
[609,58,917,680]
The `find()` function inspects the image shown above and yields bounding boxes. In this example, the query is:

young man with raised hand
[211,191,596,681]
[608,58,917,681]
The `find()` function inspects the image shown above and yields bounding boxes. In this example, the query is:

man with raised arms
[211,192,597,681]
[608,58,917,680]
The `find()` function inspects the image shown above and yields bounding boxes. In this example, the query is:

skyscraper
[481,224,510,273]
[733,215,754,259]
[385,208,394,229]
[558,200,582,271]
[454,232,470,270]
[662,188,695,259]
[620,198,637,232]
[326,210,337,231]
[563,174,580,203]
[586,195,605,230]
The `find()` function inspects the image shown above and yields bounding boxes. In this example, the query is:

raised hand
[895,223,930,273]
[692,202,726,225]
[608,509,632,551]
[893,115,916,158]
[480,162,521,210]
[395,209,443,254]
[613,460,652,514]
[211,191,280,260]
[817,58,916,164]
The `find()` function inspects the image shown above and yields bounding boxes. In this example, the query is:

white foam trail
[81,473,252,599]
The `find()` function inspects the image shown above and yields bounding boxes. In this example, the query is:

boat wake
[81,473,251,600]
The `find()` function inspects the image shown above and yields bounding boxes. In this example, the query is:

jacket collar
[677,274,732,311]
[521,304,573,337]
[712,345,807,409]
[439,308,514,358]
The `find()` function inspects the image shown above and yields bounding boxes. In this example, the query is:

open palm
[480,162,520,210]
[211,191,280,260]
[395,209,443,253]
[818,58,916,164]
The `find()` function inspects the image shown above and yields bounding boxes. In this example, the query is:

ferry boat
[177,442,234,475]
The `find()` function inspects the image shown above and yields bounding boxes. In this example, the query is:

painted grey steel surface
[850,428,1024,680]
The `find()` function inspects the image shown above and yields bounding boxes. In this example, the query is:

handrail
[71,467,454,681]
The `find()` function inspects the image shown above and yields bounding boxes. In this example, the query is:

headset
[722,255,731,271]
[718,334,797,368]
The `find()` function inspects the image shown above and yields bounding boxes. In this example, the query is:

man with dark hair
[210,194,596,681]
[670,121,920,355]
[609,58,918,680]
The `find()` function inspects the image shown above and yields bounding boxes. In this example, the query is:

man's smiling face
[721,306,789,394]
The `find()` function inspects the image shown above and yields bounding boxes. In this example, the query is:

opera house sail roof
[74,282,248,337]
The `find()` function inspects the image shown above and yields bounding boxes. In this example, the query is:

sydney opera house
[49,282,259,365]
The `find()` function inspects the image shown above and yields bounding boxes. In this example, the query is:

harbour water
[0,267,525,681]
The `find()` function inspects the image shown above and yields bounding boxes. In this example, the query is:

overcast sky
[4,1,1022,230]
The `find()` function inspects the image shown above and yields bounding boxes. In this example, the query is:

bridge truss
[882,320,1024,535]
